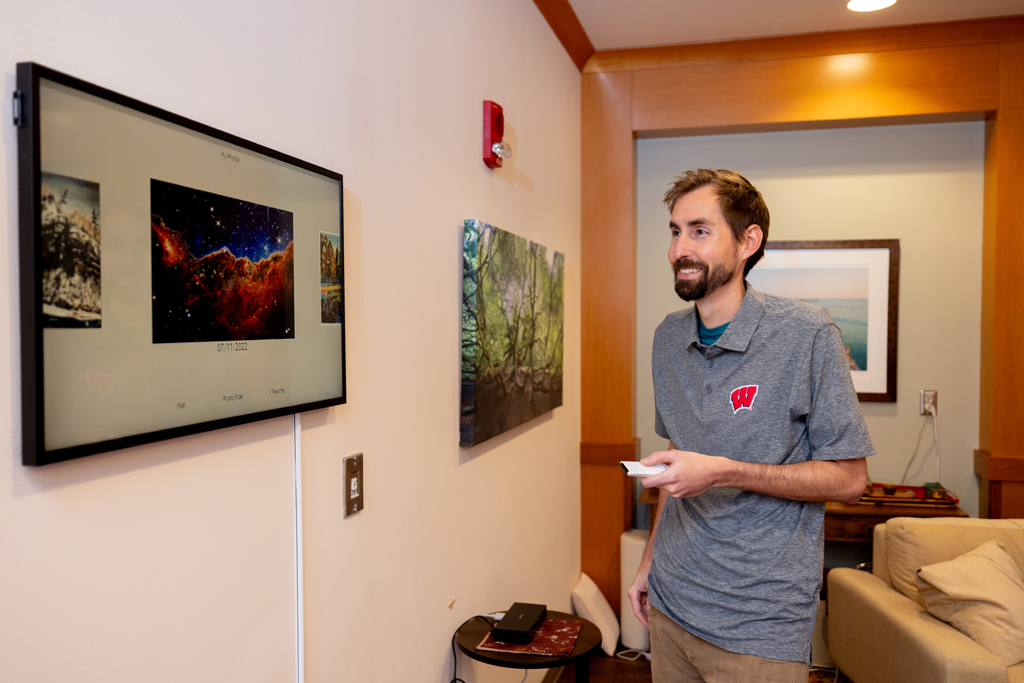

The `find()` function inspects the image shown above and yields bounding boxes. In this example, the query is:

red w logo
[730,385,759,414]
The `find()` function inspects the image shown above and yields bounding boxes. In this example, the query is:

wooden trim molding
[975,449,1024,481]
[533,0,595,72]
[989,41,1024,458]
[581,71,635,443]
[581,461,632,612]
[579,69,636,614]
[584,16,1024,73]
[631,44,1000,133]
[976,450,1024,518]
[581,440,640,466]
[634,111,990,140]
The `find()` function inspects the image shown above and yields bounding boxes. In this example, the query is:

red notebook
[476,619,582,657]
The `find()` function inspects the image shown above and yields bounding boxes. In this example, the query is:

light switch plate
[343,453,363,518]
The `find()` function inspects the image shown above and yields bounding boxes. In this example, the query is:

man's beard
[673,257,736,302]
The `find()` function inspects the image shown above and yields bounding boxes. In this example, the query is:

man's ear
[741,224,763,260]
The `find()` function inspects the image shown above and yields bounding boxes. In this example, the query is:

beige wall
[0,2,581,682]
[636,123,984,517]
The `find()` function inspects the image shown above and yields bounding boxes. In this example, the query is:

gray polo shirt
[648,284,874,663]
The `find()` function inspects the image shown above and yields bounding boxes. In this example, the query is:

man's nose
[670,236,694,262]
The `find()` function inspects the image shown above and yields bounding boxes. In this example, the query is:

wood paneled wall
[580,71,636,611]
[580,17,1024,611]
[978,36,1024,518]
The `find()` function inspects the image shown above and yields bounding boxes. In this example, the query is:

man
[628,169,873,682]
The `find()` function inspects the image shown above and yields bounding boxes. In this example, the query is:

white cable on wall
[293,413,305,683]
[899,404,941,485]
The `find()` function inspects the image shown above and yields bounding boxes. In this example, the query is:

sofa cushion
[885,517,1024,604]
[571,572,619,656]
[916,539,1024,667]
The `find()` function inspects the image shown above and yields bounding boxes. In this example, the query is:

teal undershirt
[697,314,730,347]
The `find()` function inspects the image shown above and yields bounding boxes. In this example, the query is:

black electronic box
[492,602,547,644]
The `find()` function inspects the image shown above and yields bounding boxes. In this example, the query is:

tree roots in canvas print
[461,220,564,446]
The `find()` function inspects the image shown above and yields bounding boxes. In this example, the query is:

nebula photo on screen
[151,179,295,343]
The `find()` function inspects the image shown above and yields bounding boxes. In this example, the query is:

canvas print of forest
[461,219,564,447]
[151,179,295,343]
[41,172,102,328]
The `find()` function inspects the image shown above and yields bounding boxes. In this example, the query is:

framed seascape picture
[461,220,564,447]
[16,63,346,465]
[746,240,899,402]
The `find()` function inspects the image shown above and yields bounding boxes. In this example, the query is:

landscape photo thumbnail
[151,179,295,343]
[319,231,342,325]
[41,172,102,328]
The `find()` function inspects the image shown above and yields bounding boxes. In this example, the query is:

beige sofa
[828,517,1024,683]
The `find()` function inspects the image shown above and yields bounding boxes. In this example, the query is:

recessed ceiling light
[847,0,897,11]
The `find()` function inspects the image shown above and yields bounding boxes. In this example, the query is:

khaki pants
[649,605,809,683]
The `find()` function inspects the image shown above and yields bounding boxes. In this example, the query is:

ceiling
[568,0,1024,51]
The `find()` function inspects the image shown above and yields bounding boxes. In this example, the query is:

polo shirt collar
[714,282,766,353]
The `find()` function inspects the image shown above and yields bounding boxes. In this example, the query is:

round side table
[455,611,602,683]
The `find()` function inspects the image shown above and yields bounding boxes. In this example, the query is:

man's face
[668,185,745,302]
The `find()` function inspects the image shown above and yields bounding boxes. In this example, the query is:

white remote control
[620,461,668,477]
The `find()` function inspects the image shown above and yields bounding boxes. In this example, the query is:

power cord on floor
[615,648,651,661]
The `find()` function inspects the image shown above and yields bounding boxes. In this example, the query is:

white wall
[0,2,581,682]
[636,123,984,518]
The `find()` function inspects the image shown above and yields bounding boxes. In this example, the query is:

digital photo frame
[16,62,346,465]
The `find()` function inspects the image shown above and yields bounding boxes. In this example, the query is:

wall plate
[343,453,363,517]
[920,389,938,415]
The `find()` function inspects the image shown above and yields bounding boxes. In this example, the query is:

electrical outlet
[920,390,938,416]
[343,453,363,518]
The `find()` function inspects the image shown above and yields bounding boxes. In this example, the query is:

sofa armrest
[828,568,1006,683]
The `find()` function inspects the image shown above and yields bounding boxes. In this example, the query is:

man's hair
[663,169,770,276]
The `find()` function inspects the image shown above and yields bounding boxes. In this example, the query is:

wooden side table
[824,501,968,543]
[455,611,602,683]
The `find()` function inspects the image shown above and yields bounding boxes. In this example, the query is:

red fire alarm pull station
[483,100,511,169]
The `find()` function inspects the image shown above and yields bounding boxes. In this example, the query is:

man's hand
[640,448,868,504]
[640,449,726,499]
[627,558,653,628]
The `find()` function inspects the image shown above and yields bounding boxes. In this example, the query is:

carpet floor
[554,653,854,683]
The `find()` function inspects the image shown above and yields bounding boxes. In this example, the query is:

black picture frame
[16,62,346,465]
[748,239,900,403]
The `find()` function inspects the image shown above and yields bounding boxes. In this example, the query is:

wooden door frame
[580,17,1024,611]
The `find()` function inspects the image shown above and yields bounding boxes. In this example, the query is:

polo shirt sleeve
[655,404,668,439]
[805,323,875,462]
